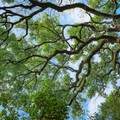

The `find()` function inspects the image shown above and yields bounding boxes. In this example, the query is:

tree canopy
[0,0,120,119]
[90,89,120,120]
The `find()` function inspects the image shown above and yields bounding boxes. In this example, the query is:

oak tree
[90,89,120,120]
[0,0,120,119]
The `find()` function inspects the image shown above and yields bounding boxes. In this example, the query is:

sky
[59,0,89,24]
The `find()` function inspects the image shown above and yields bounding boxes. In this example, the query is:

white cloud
[104,83,114,95]
[117,79,120,86]
[88,83,114,116]
[60,0,80,5]
[59,0,92,24]
[60,8,91,24]
[88,93,105,116]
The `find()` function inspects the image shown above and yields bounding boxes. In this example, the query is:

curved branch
[29,1,120,19]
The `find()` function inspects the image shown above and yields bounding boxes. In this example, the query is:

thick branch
[29,1,120,19]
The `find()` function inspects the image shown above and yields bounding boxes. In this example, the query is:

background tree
[90,89,120,120]
[0,0,120,119]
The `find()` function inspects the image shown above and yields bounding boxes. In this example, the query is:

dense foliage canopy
[90,89,120,120]
[0,0,120,119]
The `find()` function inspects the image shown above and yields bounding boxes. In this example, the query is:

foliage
[0,0,120,119]
[30,80,69,120]
[91,89,120,120]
